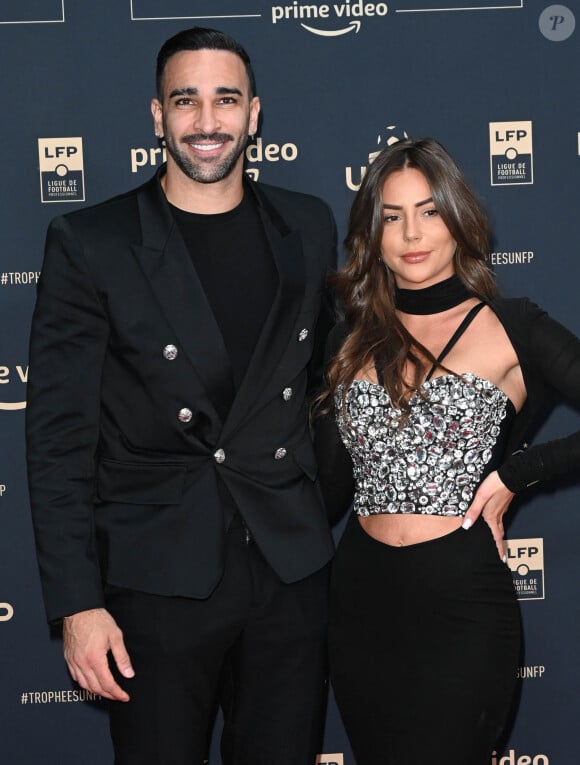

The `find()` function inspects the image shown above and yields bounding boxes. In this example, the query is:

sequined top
[315,302,580,526]
[335,374,515,517]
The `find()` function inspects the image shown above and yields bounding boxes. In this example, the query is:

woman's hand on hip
[462,471,515,560]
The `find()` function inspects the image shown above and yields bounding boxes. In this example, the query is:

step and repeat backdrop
[1,1,578,763]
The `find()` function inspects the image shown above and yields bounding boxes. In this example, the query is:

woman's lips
[401,251,430,263]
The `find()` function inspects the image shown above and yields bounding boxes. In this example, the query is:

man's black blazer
[26,169,336,623]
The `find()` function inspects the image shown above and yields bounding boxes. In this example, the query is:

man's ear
[151,98,163,138]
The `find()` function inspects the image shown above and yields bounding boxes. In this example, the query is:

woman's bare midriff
[359,513,464,547]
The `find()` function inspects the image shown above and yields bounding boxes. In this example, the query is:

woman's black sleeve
[314,406,355,525]
[498,300,580,492]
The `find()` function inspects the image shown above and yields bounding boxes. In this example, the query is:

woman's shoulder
[489,296,550,338]
[490,295,580,369]
[490,295,545,320]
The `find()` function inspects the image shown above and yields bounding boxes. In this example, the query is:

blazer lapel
[132,172,234,419]
[222,182,306,437]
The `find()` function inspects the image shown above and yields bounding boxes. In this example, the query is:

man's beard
[164,129,249,184]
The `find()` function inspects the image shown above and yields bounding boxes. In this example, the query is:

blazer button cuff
[282,387,293,401]
[297,328,309,342]
[274,448,287,460]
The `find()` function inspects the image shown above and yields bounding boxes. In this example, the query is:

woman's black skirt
[329,515,521,765]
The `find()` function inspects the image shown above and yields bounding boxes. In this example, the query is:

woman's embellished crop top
[335,374,514,518]
[314,299,580,525]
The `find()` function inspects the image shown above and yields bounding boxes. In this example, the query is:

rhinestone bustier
[336,374,513,517]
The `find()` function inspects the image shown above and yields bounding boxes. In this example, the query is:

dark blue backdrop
[1,2,578,763]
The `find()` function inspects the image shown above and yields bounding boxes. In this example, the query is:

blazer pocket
[96,459,187,505]
[292,437,318,482]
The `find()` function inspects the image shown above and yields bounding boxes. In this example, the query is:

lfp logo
[38,137,85,203]
[489,121,533,186]
[505,538,545,600]
[316,756,343,765]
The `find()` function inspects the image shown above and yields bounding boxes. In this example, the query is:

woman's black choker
[395,275,473,315]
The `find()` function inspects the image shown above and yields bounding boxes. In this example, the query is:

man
[26,27,336,765]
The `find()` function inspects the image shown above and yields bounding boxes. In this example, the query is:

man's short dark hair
[156,27,257,100]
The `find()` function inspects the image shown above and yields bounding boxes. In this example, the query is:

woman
[315,138,580,764]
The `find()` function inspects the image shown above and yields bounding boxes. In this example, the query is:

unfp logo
[489,121,533,186]
[346,124,409,191]
[504,537,545,600]
[38,137,85,203]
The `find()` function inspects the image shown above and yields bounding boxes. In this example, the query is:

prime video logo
[271,1,388,36]
[491,752,549,765]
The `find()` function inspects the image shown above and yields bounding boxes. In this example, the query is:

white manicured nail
[461,518,472,530]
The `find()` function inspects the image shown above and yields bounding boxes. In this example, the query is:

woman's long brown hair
[321,137,498,413]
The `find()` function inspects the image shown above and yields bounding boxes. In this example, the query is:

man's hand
[63,608,134,702]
